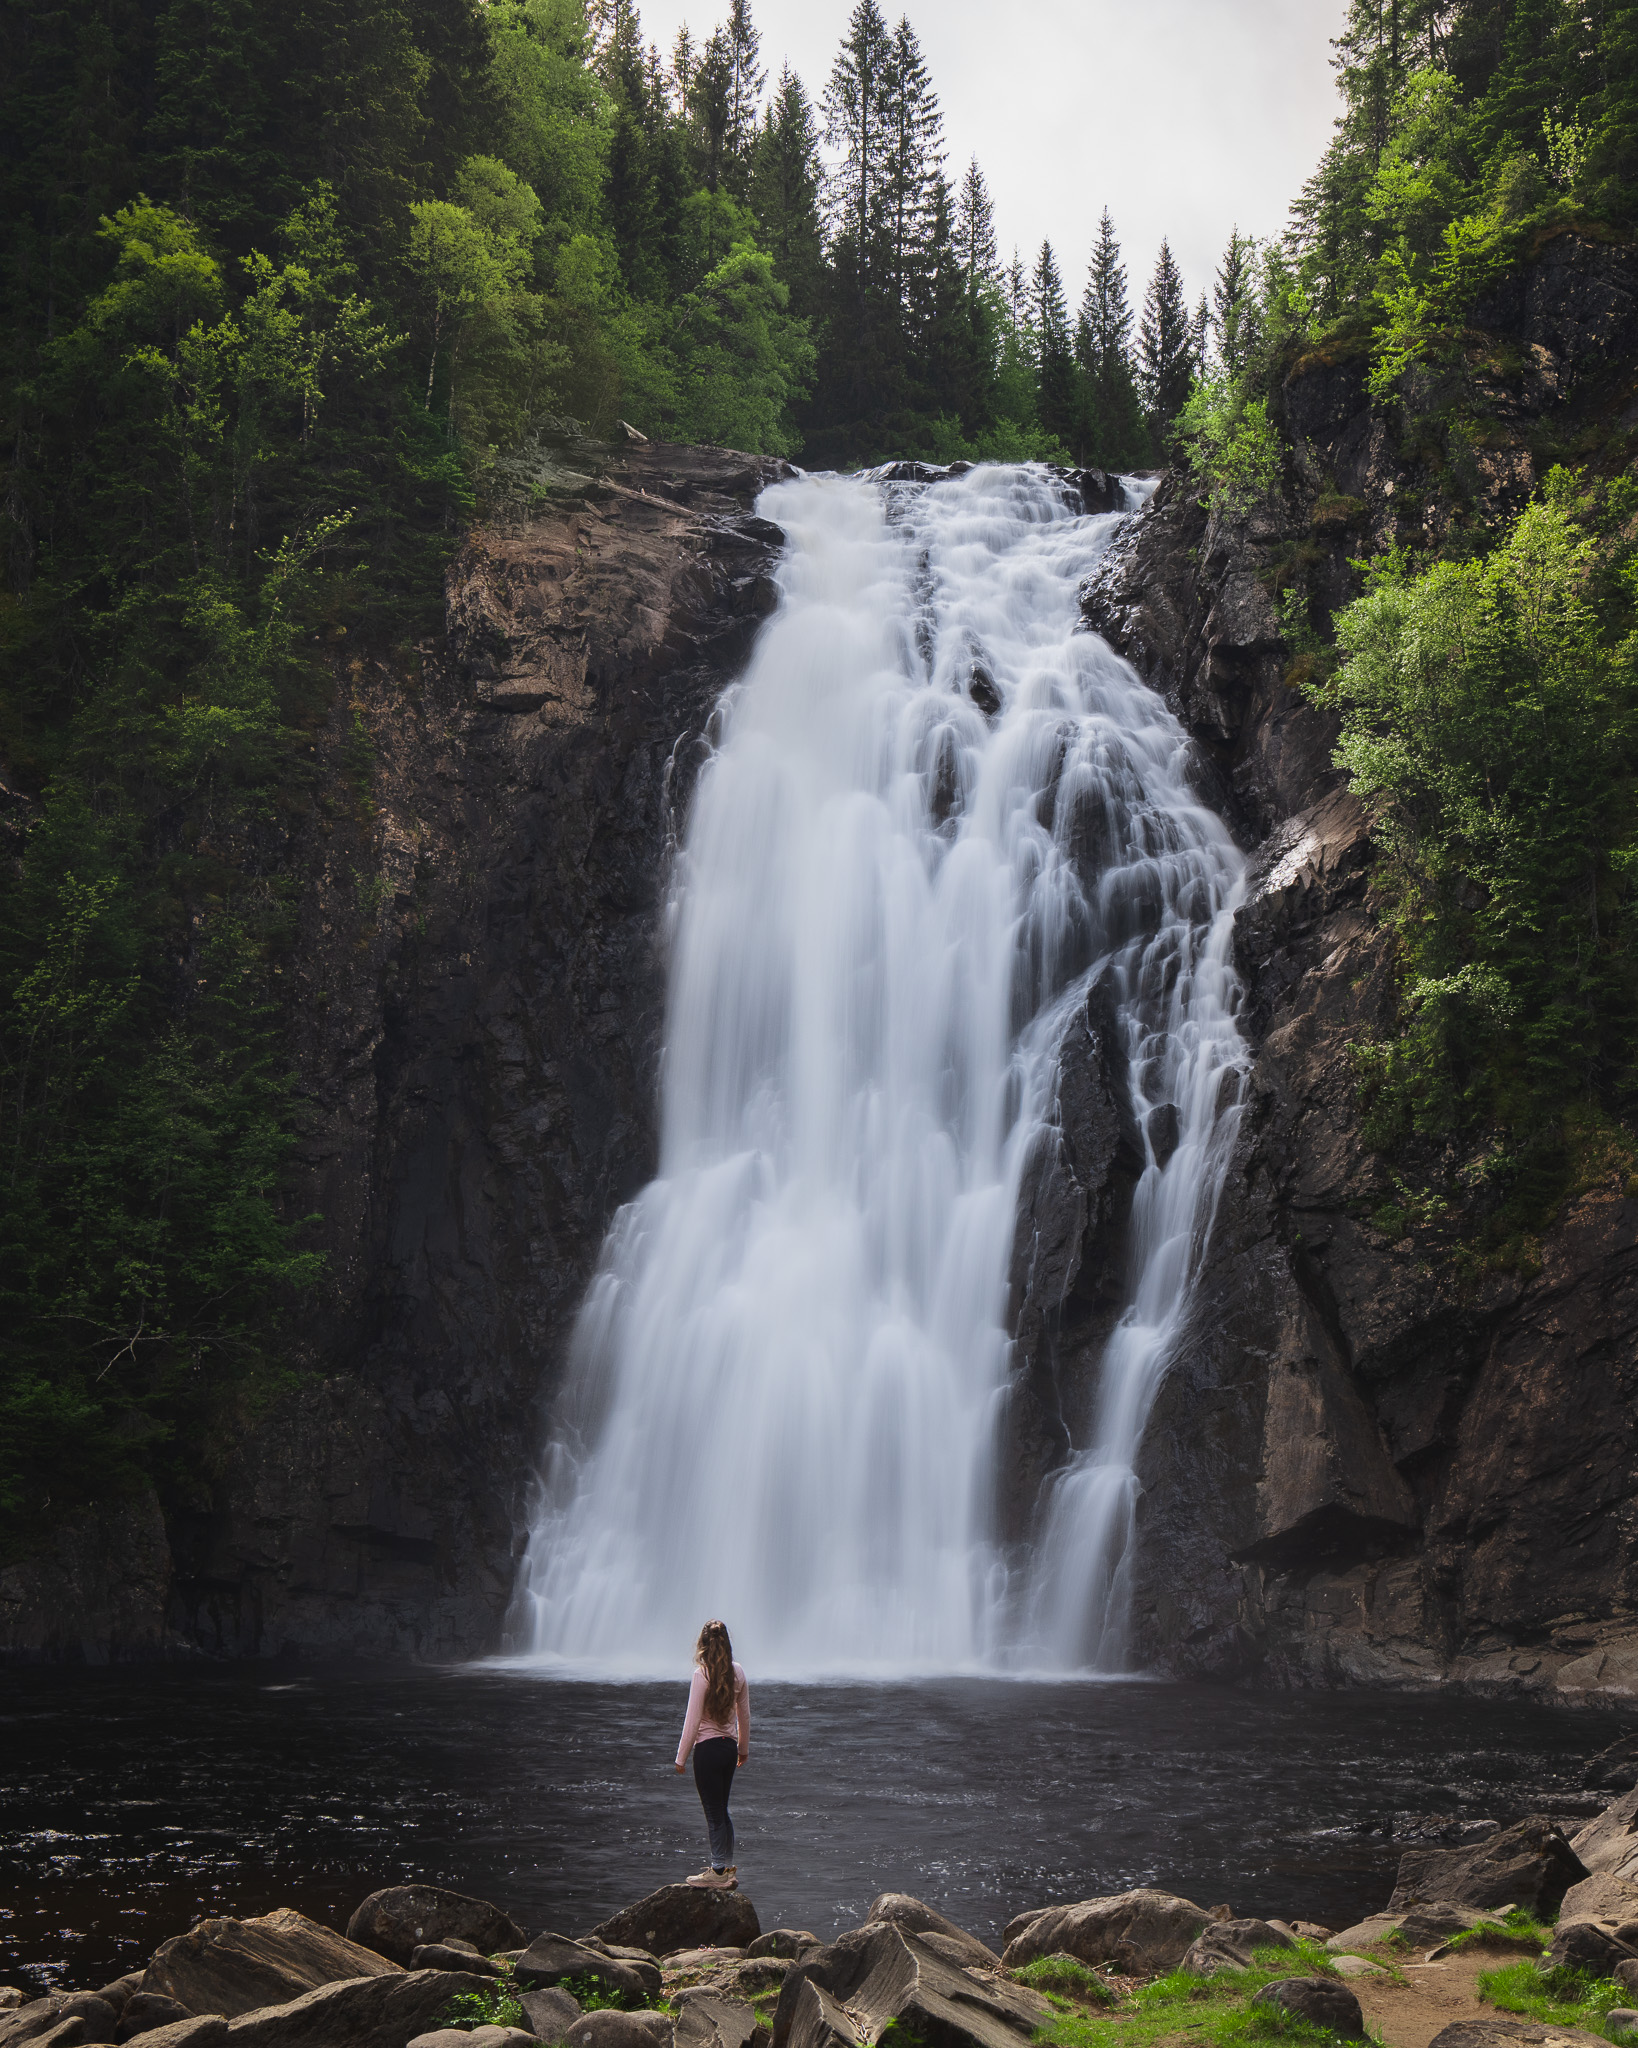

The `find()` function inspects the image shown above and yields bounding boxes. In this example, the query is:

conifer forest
[2,0,1638,1559]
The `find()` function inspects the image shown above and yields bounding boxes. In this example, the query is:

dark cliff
[0,439,790,1662]
[1068,230,1638,1697]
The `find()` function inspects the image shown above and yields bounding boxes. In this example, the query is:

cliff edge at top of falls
[0,435,792,1664]
[1059,230,1638,1697]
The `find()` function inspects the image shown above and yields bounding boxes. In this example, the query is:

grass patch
[439,1986,529,2032]
[1011,1957,1116,2007]
[1032,1946,1355,2048]
[1479,1959,1625,2030]
[1445,1910,1550,1956]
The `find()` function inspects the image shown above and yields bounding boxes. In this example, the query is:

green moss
[1011,1957,1115,2006]
[1031,1946,1357,2048]
[1444,1910,1549,1956]
[1478,1959,1625,2030]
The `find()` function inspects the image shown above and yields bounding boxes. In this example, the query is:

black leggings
[692,1737,738,1869]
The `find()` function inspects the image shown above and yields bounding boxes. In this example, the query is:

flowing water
[511,464,1249,1678]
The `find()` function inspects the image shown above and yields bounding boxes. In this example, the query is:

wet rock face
[1074,233,1638,1693]
[0,440,791,1665]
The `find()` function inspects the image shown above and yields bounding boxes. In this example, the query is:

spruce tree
[821,0,895,425]
[882,16,944,320]
[688,29,734,194]
[1031,238,1075,448]
[749,65,825,318]
[1211,228,1259,380]
[1075,209,1145,470]
[724,0,766,193]
[1137,237,1195,451]
[954,158,999,297]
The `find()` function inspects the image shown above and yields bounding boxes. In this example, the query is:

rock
[117,2029,226,2048]
[1398,1903,1495,1947]
[1325,1915,1401,1952]
[1587,1740,1638,1792]
[520,1987,583,2043]
[1548,1919,1638,1974]
[1426,2025,1611,2048]
[1251,1979,1366,2038]
[1573,1789,1638,1884]
[1607,2015,1638,2043]
[672,1992,756,2048]
[515,1935,651,2005]
[411,1947,504,1977]
[1291,1924,1333,1941]
[784,1982,857,2048]
[1561,1873,1638,1925]
[223,1968,491,2048]
[865,1898,998,1969]
[772,1923,1045,2048]
[408,2031,536,2048]
[968,665,1001,717]
[662,1953,743,1979]
[1390,1816,1588,1919]
[346,1887,526,1968]
[592,1888,760,1958]
[142,1910,400,2020]
[92,1986,142,2022]
[119,1995,195,2041]
[1180,1919,1295,1975]
[0,1998,23,2015]
[563,2015,667,2048]
[49,2005,114,2045]
[0,2010,84,2048]
[744,1936,816,1962]
[1000,1890,1210,1975]
[1330,1957,1388,1978]
[407,2032,537,2048]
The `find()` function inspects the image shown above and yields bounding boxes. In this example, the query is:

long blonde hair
[695,1619,735,1724]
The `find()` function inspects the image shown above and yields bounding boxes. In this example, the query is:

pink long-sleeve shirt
[676,1661,749,1766]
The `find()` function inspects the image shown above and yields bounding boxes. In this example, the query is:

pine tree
[1211,228,1259,380]
[882,17,945,321]
[1030,239,1075,448]
[1138,237,1195,449]
[823,0,894,259]
[688,29,734,194]
[670,26,696,112]
[724,0,766,193]
[1074,208,1145,470]
[954,158,998,297]
[749,65,825,318]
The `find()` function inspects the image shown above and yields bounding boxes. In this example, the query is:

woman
[673,1618,749,1889]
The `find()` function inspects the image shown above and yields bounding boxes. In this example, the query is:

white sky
[639,0,1351,308]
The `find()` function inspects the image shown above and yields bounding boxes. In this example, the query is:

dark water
[1,1665,1628,1998]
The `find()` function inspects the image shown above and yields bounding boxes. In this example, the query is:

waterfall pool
[2,1662,1627,1996]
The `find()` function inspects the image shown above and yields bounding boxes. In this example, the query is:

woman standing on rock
[674,1619,749,1889]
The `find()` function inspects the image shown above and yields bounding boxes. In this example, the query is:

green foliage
[561,1975,648,2013]
[1303,469,1638,1217]
[1010,1956,1114,2006]
[439,1987,531,2032]
[1444,1908,1550,1955]
[1177,379,1284,514]
[1479,1958,1625,2030]
[1032,1944,1351,2048]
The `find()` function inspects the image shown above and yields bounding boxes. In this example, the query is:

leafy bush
[439,1987,530,2032]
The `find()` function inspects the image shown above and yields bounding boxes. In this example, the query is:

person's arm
[736,1668,750,1765]
[675,1666,706,1770]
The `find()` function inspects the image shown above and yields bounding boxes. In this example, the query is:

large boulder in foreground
[865,1898,998,1969]
[515,1935,652,2006]
[1427,2025,1612,2048]
[346,1888,526,1967]
[1389,1816,1588,1919]
[1252,1980,1365,2039]
[142,1911,399,2018]
[591,1889,759,1958]
[1002,1891,1210,1975]
[772,1923,1048,2048]
[223,1968,491,2048]
[1181,1919,1295,1975]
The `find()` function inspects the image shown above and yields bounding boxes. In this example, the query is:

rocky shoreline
[17,1773,1638,2048]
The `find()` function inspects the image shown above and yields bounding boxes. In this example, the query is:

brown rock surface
[1001,1890,1209,1975]
[143,1911,398,2019]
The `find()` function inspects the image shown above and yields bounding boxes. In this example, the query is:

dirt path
[1348,1946,1500,2048]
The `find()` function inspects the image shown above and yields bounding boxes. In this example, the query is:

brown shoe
[683,1867,719,1887]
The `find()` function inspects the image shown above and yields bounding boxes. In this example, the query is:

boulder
[223,1968,491,2048]
[866,1899,998,1970]
[125,2027,227,2048]
[772,1922,1046,2048]
[1617,1961,1638,1999]
[1000,1891,1211,1975]
[142,1911,399,2019]
[1560,1873,1638,1925]
[520,1988,583,2043]
[1573,1789,1638,1884]
[1587,1739,1638,1793]
[406,2032,536,2048]
[1609,2014,1638,2042]
[563,2015,669,2048]
[0,2011,88,2048]
[346,1889,526,1968]
[1426,2025,1611,2048]
[591,1889,760,1958]
[672,1993,757,2048]
[515,1935,653,2006]
[1180,1919,1295,1975]
[119,1996,195,2041]
[46,2005,114,2046]
[0,2002,24,2018]
[1548,1920,1638,1975]
[92,1986,142,2022]
[784,1982,857,2048]
[1390,1817,1588,1919]
[1331,1957,1388,1979]
[410,1947,504,1978]
[744,1936,817,1963]
[1251,1979,1366,2039]
[1398,1904,1494,1949]
[1325,1916,1401,1952]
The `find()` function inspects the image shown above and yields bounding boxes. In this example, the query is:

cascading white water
[509,463,1248,1678]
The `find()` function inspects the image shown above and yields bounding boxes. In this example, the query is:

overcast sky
[638,0,1351,309]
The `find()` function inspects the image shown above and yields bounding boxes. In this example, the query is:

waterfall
[509,463,1248,1678]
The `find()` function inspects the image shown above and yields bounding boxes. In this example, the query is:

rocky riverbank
[18,1777,1638,2048]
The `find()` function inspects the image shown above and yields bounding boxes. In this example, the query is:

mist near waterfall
[508,464,1248,1679]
